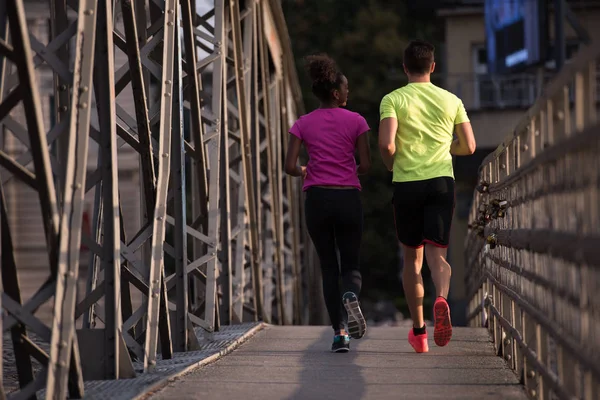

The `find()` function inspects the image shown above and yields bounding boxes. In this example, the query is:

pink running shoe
[408,329,429,353]
[433,296,453,347]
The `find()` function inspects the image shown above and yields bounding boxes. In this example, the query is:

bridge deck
[150,326,527,400]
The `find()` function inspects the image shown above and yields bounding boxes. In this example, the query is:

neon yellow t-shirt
[379,82,469,183]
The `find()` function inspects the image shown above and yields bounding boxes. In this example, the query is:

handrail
[465,38,600,400]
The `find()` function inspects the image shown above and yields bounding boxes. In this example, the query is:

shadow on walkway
[286,328,366,400]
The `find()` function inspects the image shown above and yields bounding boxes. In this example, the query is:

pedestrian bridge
[0,0,598,399]
[152,326,528,400]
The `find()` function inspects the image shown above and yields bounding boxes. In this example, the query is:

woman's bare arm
[284,134,307,178]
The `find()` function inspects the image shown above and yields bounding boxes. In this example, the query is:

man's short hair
[403,40,435,75]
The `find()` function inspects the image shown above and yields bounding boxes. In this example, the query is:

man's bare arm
[451,122,476,156]
[378,117,397,171]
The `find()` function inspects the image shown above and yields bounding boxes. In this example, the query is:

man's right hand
[379,117,397,170]
[451,122,476,156]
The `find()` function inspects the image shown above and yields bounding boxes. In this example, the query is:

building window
[472,44,488,75]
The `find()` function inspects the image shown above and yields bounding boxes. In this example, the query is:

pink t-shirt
[289,108,370,191]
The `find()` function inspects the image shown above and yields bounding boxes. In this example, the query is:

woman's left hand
[300,166,307,180]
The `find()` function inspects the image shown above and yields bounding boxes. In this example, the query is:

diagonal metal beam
[181,0,208,223]
[46,0,99,396]
[7,0,60,276]
[50,0,74,206]
[144,0,177,371]
[0,85,23,124]
[0,38,14,62]
[120,0,156,213]
[202,0,225,334]
[233,0,265,322]
[94,0,131,381]
[0,179,35,393]
[257,1,280,323]
[219,15,233,324]
[170,12,188,352]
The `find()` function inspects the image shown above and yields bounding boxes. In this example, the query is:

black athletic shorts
[392,176,455,249]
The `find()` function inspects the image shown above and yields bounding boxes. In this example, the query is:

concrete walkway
[150,326,527,400]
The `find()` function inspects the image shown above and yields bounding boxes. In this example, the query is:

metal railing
[465,42,600,399]
[447,73,543,110]
[446,70,600,111]
[0,0,312,398]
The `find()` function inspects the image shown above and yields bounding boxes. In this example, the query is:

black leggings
[305,187,363,332]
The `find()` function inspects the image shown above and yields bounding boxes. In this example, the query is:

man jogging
[378,40,476,353]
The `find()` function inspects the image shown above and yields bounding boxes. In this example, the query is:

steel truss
[0,0,308,398]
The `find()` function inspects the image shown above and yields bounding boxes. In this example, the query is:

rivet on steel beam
[162,153,169,157]
[168,22,174,26]
[59,84,67,91]
[80,86,88,93]
[60,106,68,112]
[157,216,163,221]
[60,341,67,348]
[505,354,512,361]
[165,92,171,97]
[149,360,156,365]
[528,370,536,378]
[152,293,158,298]
[500,163,506,170]
[168,9,174,14]
[555,110,565,120]
[79,102,87,109]
[535,130,540,136]
[165,80,172,85]
[529,390,536,397]
[84,9,94,15]
[521,144,529,152]
[73,183,81,189]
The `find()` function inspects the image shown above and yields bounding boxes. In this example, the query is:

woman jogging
[284,54,371,353]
